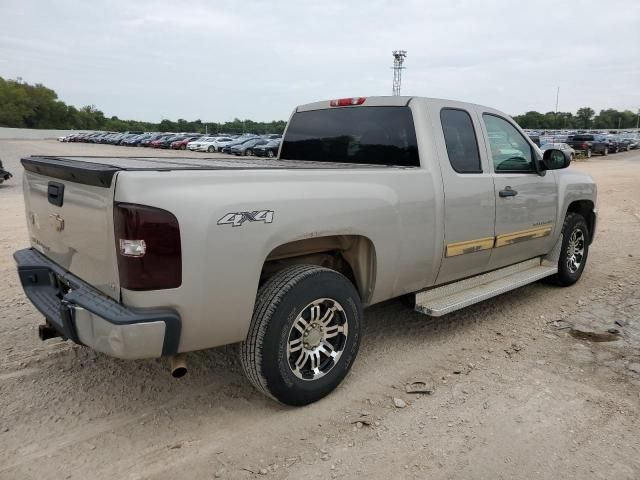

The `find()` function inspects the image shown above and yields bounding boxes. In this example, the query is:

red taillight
[329,97,366,107]
[114,203,182,290]
[581,143,587,149]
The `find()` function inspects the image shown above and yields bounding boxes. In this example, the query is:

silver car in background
[541,142,575,161]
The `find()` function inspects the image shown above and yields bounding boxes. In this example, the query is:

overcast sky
[1,0,639,122]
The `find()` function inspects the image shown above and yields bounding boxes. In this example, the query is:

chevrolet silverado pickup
[14,96,597,405]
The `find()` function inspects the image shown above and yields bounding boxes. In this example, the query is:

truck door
[431,104,496,285]
[480,113,558,270]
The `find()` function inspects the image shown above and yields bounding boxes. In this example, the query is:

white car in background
[211,136,235,152]
[188,136,235,152]
[187,136,217,151]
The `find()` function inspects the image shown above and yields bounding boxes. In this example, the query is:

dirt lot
[1,140,639,480]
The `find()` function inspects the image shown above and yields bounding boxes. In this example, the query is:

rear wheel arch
[260,235,377,304]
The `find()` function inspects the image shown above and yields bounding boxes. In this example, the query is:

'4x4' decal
[217,210,274,227]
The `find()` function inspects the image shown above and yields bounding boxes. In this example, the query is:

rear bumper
[14,248,181,359]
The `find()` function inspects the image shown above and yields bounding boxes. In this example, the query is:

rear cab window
[572,135,594,141]
[440,108,482,173]
[280,106,419,167]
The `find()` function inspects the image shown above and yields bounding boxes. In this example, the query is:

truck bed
[22,155,387,188]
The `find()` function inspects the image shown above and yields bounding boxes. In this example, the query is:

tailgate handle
[47,182,65,207]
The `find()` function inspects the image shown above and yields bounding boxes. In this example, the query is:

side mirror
[541,149,570,170]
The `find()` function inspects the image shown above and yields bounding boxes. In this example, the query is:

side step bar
[415,238,562,317]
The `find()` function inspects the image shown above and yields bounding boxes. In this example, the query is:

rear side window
[280,106,419,167]
[440,108,482,173]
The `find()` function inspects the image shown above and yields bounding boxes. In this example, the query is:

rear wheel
[548,213,589,286]
[207,146,214,152]
[245,149,253,156]
[241,265,362,406]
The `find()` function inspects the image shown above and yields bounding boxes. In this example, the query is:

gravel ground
[1,140,639,480]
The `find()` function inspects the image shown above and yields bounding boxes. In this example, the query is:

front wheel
[207,146,214,152]
[245,149,253,156]
[548,213,589,286]
[241,265,362,406]
[267,149,275,158]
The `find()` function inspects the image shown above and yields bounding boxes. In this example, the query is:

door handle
[499,187,518,198]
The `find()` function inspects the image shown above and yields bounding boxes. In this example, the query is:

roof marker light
[329,97,366,107]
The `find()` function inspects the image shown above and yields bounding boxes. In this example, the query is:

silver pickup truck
[14,96,597,405]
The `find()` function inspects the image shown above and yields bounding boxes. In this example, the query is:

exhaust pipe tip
[169,354,187,378]
[38,324,61,341]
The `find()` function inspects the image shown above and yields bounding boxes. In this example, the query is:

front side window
[483,114,534,172]
[440,108,482,173]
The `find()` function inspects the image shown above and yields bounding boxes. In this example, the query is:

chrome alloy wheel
[286,298,348,381]
[566,228,585,273]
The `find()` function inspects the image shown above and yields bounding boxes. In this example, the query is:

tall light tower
[392,50,407,96]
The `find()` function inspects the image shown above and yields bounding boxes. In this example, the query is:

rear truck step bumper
[14,248,181,360]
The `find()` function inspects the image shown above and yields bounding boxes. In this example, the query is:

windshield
[280,106,419,167]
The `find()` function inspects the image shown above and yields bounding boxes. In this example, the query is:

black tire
[245,149,253,156]
[548,213,589,286]
[602,147,608,156]
[240,265,362,406]
[207,146,214,153]
[267,149,275,158]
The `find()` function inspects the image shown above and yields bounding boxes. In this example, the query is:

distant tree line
[513,107,639,130]
[0,76,287,134]
[1,76,638,133]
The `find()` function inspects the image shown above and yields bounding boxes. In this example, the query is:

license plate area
[51,272,72,300]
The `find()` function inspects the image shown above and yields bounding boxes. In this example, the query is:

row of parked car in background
[526,129,640,159]
[58,131,283,157]
[58,127,639,161]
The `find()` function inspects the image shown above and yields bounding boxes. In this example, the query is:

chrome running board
[415,237,562,317]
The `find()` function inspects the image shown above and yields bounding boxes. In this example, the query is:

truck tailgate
[22,161,120,300]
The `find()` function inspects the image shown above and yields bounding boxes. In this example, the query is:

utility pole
[637,108,640,130]
[391,50,407,96]
[555,86,559,114]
